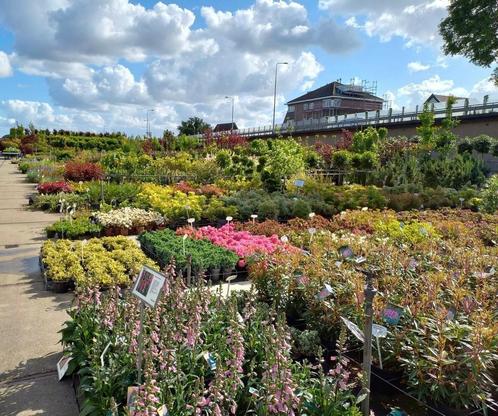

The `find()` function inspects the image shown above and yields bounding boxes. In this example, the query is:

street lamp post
[225,96,235,133]
[146,109,155,138]
[272,62,288,133]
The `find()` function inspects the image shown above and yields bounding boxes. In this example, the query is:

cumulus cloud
[320,0,449,46]
[0,0,196,64]
[0,51,12,77]
[391,75,468,109]
[0,0,362,133]
[201,0,359,55]
[48,64,150,109]
[470,77,498,102]
[407,61,431,73]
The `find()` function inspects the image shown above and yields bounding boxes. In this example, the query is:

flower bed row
[61,274,362,416]
[245,210,498,411]
[41,237,156,291]
[93,207,164,234]
[138,229,239,281]
[176,223,287,258]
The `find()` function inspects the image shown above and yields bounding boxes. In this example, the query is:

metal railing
[205,99,498,139]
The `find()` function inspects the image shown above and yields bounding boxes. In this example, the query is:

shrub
[457,139,473,154]
[41,237,155,286]
[139,229,238,273]
[479,175,498,213]
[37,181,73,194]
[471,134,492,155]
[64,161,104,181]
[32,193,86,212]
[46,216,102,239]
[331,150,351,170]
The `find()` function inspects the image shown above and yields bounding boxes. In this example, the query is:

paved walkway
[0,159,78,415]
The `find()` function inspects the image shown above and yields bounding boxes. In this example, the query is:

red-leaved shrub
[37,181,74,194]
[64,161,104,181]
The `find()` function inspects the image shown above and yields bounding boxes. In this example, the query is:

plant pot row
[102,223,164,237]
[39,255,74,293]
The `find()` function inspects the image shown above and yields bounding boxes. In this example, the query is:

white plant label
[372,324,388,338]
[57,355,72,381]
[340,316,365,343]
[132,266,166,308]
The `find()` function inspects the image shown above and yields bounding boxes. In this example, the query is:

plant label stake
[187,217,195,230]
[308,227,316,245]
[250,214,258,224]
[56,355,72,381]
[340,316,364,342]
[360,268,378,416]
[182,234,187,256]
[131,266,166,385]
[226,274,236,297]
[308,212,315,219]
[226,216,233,225]
[372,324,388,370]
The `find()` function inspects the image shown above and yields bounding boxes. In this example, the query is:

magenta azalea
[183,224,288,258]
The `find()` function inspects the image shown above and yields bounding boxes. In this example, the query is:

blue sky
[0,0,496,136]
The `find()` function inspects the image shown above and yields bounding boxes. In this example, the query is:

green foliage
[46,134,125,151]
[457,139,473,154]
[351,127,383,152]
[374,218,439,245]
[331,150,351,170]
[177,116,211,136]
[139,229,238,272]
[171,134,200,151]
[479,175,498,213]
[261,139,305,192]
[32,193,86,212]
[417,103,437,146]
[439,0,498,84]
[46,216,102,239]
[472,134,493,155]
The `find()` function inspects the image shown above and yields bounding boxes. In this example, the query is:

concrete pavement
[0,159,78,416]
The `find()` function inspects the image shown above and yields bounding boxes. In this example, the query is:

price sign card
[132,266,166,308]
[383,305,403,325]
[56,355,72,381]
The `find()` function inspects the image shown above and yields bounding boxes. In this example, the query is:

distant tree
[439,0,498,85]
[177,117,211,136]
[417,103,437,146]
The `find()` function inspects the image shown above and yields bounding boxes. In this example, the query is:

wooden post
[361,270,377,416]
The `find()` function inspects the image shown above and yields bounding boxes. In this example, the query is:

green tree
[417,103,437,146]
[439,0,498,85]
[177,117,211,136]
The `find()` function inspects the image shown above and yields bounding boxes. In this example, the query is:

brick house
[283,82,383,125]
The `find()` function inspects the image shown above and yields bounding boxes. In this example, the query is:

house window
[303,103,309,111]
[323,99,331,108]
[308,102,314,110]
[288,105,295,112]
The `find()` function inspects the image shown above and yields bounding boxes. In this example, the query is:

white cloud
[319,0,449,46]
[470,77,498,103]
[0,0,196,65]
[397,75,468,107]
[407,61,431,73]
[201,0,359,55]
[48,64,150,109]
[0,51,12,77]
